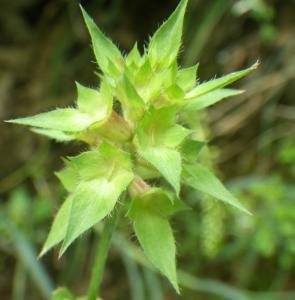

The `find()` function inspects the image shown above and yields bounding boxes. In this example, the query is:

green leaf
[177,64,199,92]
[185,62,258,99]
[116,75,145,122]
[134,57,153,87]
[39,196,73,256]
[80,5,124,75]
[135,107,188,194]
[129,191,180,292]
[126,42,142,67]
[8,82,112,133]
[134,158,160,180]
[55,165,79,193]
[106,58,122,78]
[7,108,96,132]
[181,139,206,163]
[76,81,112,117]
[139,147,181,195]
[161,84,186,106]
[67,150,109,181]
[60,171,133,255]
[59,143,134,254]
[182,163,250,214]
[138,65,177,104]
[31,128,76,142]
[163,125,192,148]
[76,83,100,113]
[184,89,243,111]
[128,188,190,219]
[42,143,134,256]
[136,106,186,148]
[52,287,75,300]
[148,0,188,67]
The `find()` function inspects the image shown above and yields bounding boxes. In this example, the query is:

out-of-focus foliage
[232,0,277,42]
[230,138,295,268]
[0,187,54,299]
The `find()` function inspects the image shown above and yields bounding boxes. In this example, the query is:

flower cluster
[8,0,256,291]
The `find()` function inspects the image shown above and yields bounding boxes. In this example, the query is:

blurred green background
[1,0,295,299]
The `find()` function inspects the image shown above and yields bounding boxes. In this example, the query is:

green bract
[7,0,257,293]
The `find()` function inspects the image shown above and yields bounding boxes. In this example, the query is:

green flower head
[7,0,256,292]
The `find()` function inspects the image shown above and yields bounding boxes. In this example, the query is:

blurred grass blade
[12,262,27,300]
[1,215,54,299]
[184,0,230,65]
[250,291,295,300]
[143,267,163,300]
[121,253,145,300]
[178,271,251,300]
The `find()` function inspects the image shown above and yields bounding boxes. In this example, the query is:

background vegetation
[1,0,295,299]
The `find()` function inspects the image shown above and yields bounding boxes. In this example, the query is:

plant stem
[87,206,122,300]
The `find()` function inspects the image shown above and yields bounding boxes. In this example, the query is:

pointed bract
[128,188,190,219]
[183,163,251,214]
[7,108,95,132]
[76,81,112,118]
[177,64,199,92]
[181,139,206,163]
[39,196,73,257]
[126,42,142,67]
[135,107,187,194]
[163,125,192,148]
[129,189,181,292]
[31,128,75,142]
[115,75,145,123]
[80,5,124,76]
[135,106,178,147]
[58,143,134,254]
[7,82,112,134]
[184,88,243,111]
[134,57,153,87]
[55,166,79,193]
[60,172,133,255]
[148,0,188,67]
[186,62,258,99]
[139,147,181,195]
